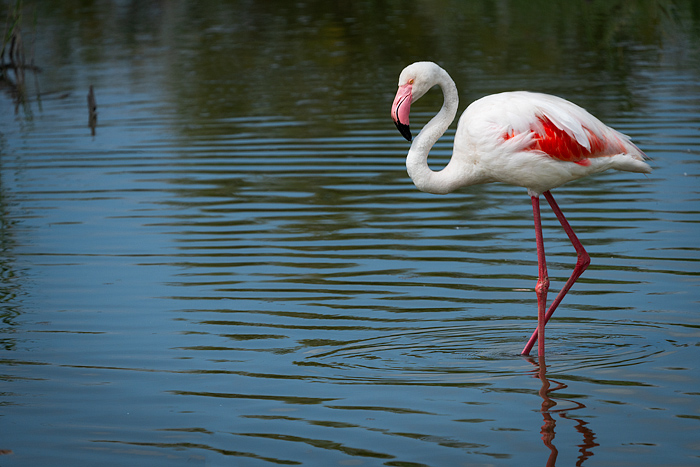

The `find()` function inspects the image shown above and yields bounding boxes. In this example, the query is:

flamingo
[390,61,651,356]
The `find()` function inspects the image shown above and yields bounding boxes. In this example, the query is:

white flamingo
[390,61,651,356]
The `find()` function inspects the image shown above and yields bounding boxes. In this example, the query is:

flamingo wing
[470,91,647,166]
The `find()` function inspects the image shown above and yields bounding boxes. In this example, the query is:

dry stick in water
[87,85,97,135]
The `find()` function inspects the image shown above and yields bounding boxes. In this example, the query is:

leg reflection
[562,406,598,466]
[537,355,560,466]
[527,356,599,466]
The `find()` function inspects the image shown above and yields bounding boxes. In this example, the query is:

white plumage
[390,61,651,356]
[391,62,650,196]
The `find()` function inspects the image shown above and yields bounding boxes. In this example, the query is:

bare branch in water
[88,85,97,135]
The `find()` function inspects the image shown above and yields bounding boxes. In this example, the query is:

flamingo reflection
[528,356,599,466]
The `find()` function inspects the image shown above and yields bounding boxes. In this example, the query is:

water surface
[1,1,700,466]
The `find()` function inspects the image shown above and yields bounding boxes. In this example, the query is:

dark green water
[1,1,699,466]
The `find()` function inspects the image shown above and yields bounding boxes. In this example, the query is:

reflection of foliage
[5,0,700,127]
[1,0,24,65]
[141,0,697,137]
[1,0,39,115]
[413,0,699,73]
[9,0,700,128]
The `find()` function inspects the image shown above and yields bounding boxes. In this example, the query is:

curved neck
[405,71,481,194]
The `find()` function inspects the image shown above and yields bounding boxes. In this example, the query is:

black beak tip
[394,121,412,142]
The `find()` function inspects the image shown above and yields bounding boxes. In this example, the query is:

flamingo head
[391,61,443,142]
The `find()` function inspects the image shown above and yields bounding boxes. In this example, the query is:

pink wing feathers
[505,115,627,166]
[487,92,647,166]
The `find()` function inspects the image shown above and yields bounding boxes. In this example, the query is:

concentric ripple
[301,319,670,385]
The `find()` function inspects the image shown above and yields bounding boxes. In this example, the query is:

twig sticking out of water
[88,85,97,135]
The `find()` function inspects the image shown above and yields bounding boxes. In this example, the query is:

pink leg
[528,194,550,357]
[521,191,590,356]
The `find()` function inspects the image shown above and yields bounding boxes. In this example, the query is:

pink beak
[391,83,413,141]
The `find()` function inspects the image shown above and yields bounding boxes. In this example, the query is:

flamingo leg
[528,194,550,357]
[521,191,591,356]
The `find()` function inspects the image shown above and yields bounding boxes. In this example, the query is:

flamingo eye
[408,78,414,84]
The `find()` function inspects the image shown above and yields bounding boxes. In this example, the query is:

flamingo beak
[391,83,413,141]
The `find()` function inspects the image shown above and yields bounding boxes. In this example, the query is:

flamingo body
[390,62,651,356]
[453,90,649,195]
